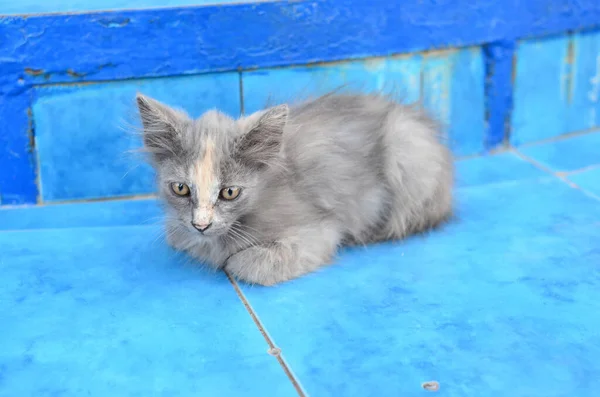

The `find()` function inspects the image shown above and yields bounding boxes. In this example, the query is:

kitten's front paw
[225,246,286,286]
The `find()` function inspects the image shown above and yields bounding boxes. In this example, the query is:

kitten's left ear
[236,104,289,168]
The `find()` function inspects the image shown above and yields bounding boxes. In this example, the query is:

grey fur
[136,92,453,286]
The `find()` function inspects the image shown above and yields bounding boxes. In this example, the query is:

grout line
[517,127,600,148]
[454,144,512,162]
[1,193,158,209]
[558,163,600,176]
[512,148,600,201]
[39,193,158,207]
[225,271,307,397]
[0,224,161,234]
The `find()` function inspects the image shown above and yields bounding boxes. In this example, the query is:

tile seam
[225,271,308,397]
[512,148,600,201]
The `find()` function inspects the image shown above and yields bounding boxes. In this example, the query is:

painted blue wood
[242,56,422,115]
[569,29,600,132]
[484,41,516,148]
[422,52,452,136]
[33,73,240,202]
[0,0,239,15]
[422,48,486,156]
[512,30,600,144]
[449,48,487,155]
[2,0,600,203]
[1,0,599,88]
[511,35,571,145]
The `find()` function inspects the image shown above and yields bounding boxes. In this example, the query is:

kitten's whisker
[229,228,254,248]
[139,216,167,226]
[231,222,261,245]
[121,163,141,180]
[151,229,166,244]
[227,229,250,250]
[233,221,262,234]
[229,225,259,248]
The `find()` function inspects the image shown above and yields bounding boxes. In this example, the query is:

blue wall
[1,0,599,204]
[512,30,600,144]
[0,0,239,15]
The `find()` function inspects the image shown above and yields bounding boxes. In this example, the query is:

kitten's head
[136,93,288,238]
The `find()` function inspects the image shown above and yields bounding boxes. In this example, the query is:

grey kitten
[136,92,453,286]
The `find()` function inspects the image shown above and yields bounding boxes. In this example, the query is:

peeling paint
[97,17,130,28]
[24,67,44,76]
[0,92,38,204]
[66,69,86,78]
[26,108,34,152]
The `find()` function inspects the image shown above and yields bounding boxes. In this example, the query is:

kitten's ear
[236,104,289,168]
[136,93,185,161]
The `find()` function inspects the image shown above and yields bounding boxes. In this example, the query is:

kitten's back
[281,93,452,242]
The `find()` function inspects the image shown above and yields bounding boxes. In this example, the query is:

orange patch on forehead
[193,139,217,206]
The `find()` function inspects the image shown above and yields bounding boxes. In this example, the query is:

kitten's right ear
[136,93,184,161]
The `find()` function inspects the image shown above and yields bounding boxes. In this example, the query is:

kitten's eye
[171,182,190,196]
[220,186,241,200]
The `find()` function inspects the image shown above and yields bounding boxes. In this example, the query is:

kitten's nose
[192,222,212,233]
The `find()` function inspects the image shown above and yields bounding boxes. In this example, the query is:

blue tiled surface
[0,226,297,397]
[239,178,600,396]
[33,73,240,202]
[0,198,161,231]
[455,151,546,188]
[2,139,600,396]
[519,131,600,172]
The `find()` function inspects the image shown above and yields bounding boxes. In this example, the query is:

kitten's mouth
[187,223,225,238]
[191,221,212,234]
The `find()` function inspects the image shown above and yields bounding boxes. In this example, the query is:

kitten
[136,92,453,286]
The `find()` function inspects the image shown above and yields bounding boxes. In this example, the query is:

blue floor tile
[568,166,600,197]
[455,151,547,188]
[519,131,600,172]
[0,226,297,397]
[238,178,600,397]
[0,199,162,231]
